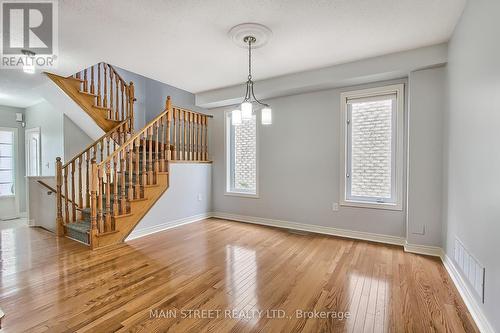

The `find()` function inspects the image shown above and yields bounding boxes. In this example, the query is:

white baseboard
[125,213,210,241]
[404,241,443,257]
[441,254,495,333]
[211,211,405,246]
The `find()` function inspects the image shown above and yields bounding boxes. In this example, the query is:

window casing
[225,111,258,197]
[0,128,16,197]
[340,84,404,210]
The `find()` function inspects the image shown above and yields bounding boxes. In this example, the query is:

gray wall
[25,100,64,176]
[444,0,500,331]
[114,66,204,129]
[210,79,409,237]
[0,105,26,214]
[406,67,446,246]
[127,163,212,239]
[63,115,94,162]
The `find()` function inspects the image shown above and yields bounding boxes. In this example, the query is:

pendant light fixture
[229,23,273,125]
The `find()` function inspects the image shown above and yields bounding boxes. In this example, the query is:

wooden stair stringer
[45,72,119,132]
[94,172,169,248]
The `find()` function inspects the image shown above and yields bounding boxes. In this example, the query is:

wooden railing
[74,62,135,131]
[87,96,212,241]
[55,120,131,236]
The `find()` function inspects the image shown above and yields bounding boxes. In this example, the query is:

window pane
[350,99,392,199]
[0,183,14,196]
[0,131,13,144]
[234,115,256,192]
[0,170,13,183]
[0,157,12,169]
[0,144,13,157]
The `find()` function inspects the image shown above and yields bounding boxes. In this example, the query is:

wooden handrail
[63,119,130,168]
[98,104,210,167]
[172,106,214,118]
[37,180,82,210]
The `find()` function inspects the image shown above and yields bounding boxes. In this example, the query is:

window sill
[0,195,16,200]
[224,191,259,199]
[340,199,402,211]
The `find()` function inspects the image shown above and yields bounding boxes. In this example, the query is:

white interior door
[25,127,41,177]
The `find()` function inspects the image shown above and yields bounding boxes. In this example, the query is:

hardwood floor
[0,218,477,332]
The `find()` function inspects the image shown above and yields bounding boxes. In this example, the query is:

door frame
[25,127,41,177]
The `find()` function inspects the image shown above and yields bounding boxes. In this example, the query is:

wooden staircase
[46,63,135,132]
[49,63,212,249]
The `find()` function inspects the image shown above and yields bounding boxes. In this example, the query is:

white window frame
[224,110,259,198]
[339,84,404,210]
[0,127,18,199]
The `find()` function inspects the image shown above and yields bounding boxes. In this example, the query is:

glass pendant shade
[261,107,272,125]
[232,109,242,125]
[241,102,253,120]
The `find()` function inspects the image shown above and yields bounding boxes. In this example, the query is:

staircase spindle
[83,68,88,93]
[113,156,119,219]
[71,161,76,221]
[120,150,126,214]
[129,82,135,132]
[103,64,108,108]
[56,157,63,236]
[205,116,209,160]
[173,108,177,160]
[135,138,141,198]
[142,134,147,187]
[86,152,90,206]
[128,143,134,201]
[90,159,98,247]
[121,81,125,121]
[166,98,172,160]
[116,75,120,121]
[78,157,83,217]
[97,167,104,233]
[190,112,194,161]
[105,163,111,232]
[64,168,69,224]
[90,65,95,94]
[97,63,102,106]
[182,110,186,160]
[148,127,153,184]
[109,68,114,120]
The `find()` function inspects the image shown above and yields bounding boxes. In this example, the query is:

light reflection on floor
[225,244,260,326]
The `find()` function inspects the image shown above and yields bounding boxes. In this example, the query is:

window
[0,128,16,197]
[340,84,404,210]
[225,111,258,197]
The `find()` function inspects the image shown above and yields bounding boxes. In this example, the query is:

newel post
[55,157,64,236]
[166,96,172,160]
[90,159,98,249]
[129,81,135,133]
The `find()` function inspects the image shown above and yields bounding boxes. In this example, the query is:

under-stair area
[46,63,212,249]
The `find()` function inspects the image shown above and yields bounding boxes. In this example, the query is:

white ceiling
[0,0,466,108]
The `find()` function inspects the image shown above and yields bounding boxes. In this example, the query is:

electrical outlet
[332,202,339,211]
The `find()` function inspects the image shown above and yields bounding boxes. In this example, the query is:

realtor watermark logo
[1,0,58,70]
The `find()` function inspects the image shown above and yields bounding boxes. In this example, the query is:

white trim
[211,211,405,246]
[403,241,443,257]
[25,127,41,177]
[125,213,211,241]
[339,84,405,211]
[442,254,495,333]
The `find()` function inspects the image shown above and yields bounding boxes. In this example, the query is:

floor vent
[454,238,485,303]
